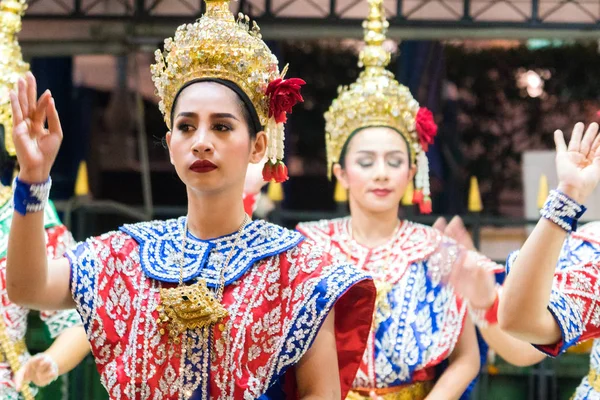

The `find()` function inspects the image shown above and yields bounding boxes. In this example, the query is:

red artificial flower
[262,160,274,182]
[416,107,438,152]
[419,196,432,214]
[266,78,306,124]
[412,189,423,205]
[273,162,289,183]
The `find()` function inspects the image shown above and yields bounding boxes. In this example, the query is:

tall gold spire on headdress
[325,0,421,179]
[0,0,28,157]
[358,0,390,71]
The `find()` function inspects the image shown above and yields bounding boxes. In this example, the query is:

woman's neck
[185,186,248,240]
[349,200,401,248]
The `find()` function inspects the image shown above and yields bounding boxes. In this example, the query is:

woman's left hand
[14,353,59,390]
[448,250,497,309]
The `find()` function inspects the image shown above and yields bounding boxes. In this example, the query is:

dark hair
[0,125,12,167]
[170,78,260,138]
[337,125,412,169]
[0,125,15,184]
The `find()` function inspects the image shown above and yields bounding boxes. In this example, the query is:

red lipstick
[190,160,217,173]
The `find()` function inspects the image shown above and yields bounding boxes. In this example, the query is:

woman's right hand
[9,72,63,183]
[554,122,600,204]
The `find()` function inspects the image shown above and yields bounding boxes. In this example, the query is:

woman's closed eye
[387,158,405,168]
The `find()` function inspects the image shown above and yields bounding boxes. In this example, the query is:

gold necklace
[157,214,249,343]
[348,218,401,327]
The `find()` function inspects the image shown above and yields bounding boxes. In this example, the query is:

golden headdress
[151,0,305,183]
[324,0,438,213]
[0,0,28,157]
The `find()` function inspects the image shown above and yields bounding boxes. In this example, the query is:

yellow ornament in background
[567,339,593,354]
[267,181,283,202]
[537,174,549,210]
[75,161,90,197]
[334,180,348,203]
[468,176,483,213]
[402,180,414,206]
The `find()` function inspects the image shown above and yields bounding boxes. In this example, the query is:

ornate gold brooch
[157,279,228,343]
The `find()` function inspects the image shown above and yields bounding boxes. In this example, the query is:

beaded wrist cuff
[540,189,586,233]
[13,177,51,216]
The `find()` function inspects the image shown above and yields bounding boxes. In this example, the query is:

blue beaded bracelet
[540,189,586,233]
[12,176,52,216]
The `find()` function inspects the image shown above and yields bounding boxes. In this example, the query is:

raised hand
[437,217,496,309]
[432,216,447,232]
[448,251,496,309]
[13,353,59,390]
[433,215,476,251]
[8,72,63,183]
[554,122,600,204]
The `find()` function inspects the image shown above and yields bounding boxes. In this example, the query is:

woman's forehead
[175,82,239,113]
[348,127,407,152]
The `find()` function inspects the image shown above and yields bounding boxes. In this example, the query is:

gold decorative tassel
[75,161,90,197]
[402,180,414,205]
[267,181,283,202]
[0,316,34,400]
[334,180,348,203]
[537,174,549,210]
[468,176,483,212]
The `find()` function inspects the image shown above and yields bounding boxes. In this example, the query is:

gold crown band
[151,0,280,131]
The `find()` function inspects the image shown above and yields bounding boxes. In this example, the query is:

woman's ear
[408,163,417,182]
[249,131,267,164]
[165,131,174,164]
[332,163,349,189]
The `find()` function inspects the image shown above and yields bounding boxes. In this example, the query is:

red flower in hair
[266,78,306,124]
[419,197,432,214]
[416,107,438,152]
[412,189,423,205]
[262,160,274,182]
[273,162,289,183]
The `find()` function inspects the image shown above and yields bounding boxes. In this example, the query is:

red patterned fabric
[1,224,81,395]
[242,192,258,216]
[68,228,375,399]
[297,217,468,389]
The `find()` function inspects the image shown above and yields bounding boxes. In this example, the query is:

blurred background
[14,0,600,398]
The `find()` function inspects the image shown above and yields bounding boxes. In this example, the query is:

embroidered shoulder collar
[298,217,442,282]
[120,218,303,285]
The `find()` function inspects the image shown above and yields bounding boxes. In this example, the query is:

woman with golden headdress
[294,1,493,398]
[4,0,377,398]
[0,1,90,399]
